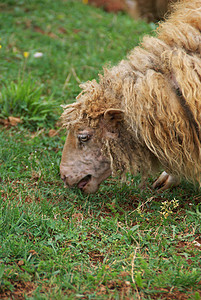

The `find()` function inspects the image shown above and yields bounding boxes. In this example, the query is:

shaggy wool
[62,0,201,184]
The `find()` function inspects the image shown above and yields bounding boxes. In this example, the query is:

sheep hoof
[153,171,180,191]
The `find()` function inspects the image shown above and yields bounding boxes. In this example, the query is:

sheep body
[88,0,177,22]
[61,0,201,187]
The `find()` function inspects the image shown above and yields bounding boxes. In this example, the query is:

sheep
[60,0,201,193]
[88,0,177,22]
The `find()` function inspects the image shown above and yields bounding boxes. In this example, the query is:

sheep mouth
[77,175,92,189]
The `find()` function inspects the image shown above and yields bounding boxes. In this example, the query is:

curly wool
[62,0,201,183]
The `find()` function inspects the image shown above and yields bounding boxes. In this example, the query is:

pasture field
[0,0,201,299]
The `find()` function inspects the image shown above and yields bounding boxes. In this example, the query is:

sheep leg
[152,171,180,190]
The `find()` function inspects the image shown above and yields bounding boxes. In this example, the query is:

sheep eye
[78,133,90,143]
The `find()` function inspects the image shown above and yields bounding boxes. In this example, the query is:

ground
[0,0,200,299]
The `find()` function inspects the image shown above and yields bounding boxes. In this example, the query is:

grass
[0,78,58,130]
[0,0,201,299]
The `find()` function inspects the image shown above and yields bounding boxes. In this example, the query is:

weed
[160,198,180,219]
[0,78,59,130]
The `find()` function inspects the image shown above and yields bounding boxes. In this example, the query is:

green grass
[0,78,58,130]
[0,0,201,299]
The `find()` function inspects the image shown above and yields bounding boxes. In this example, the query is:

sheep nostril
[61,175,66,182]
[61,175,68,187]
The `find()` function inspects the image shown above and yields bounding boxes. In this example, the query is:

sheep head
[60,107,124,193]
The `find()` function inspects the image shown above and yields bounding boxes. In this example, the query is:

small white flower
[193,241,201,247]
[33,52,43,58]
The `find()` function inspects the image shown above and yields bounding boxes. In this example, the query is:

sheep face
[60,108,124,193]
[60,127,112,193]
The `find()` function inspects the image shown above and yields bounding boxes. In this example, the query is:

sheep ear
[104,109,124,122]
